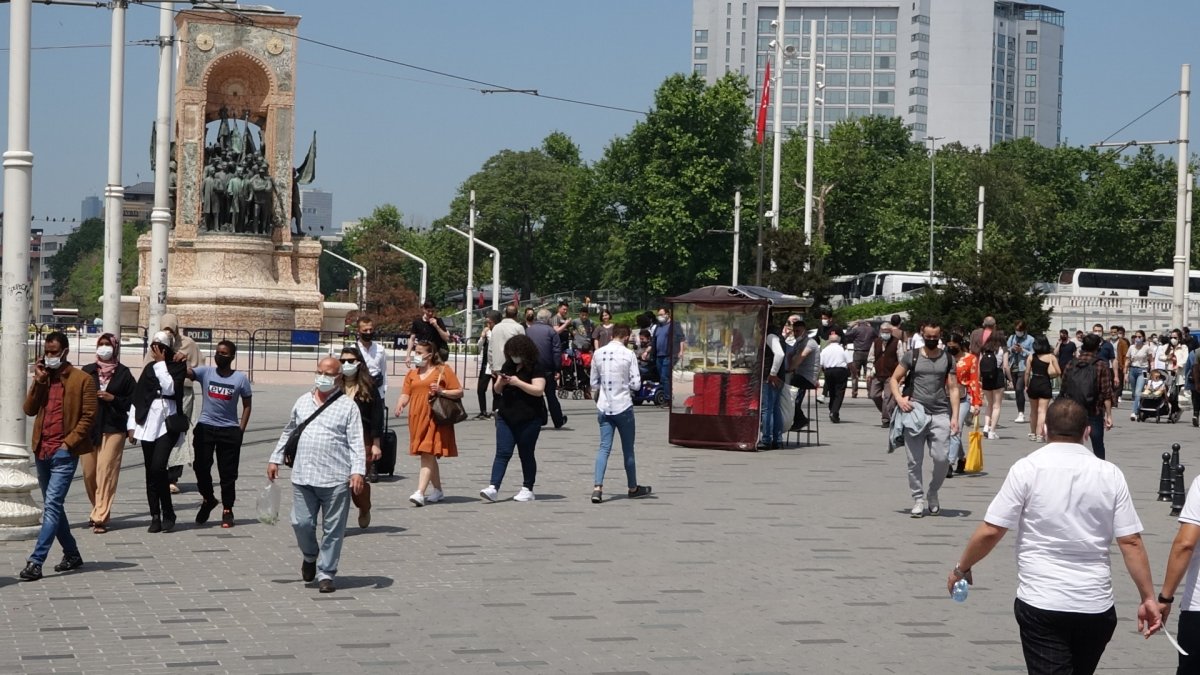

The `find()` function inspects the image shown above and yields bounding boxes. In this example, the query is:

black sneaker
[555,415,568,430]
[220,509,234,529]
[161,517,176,533]
[301,560,316,582]
[318,579,335,593]
[147,518,162,533]
[195,498,219,524]
[19,562,42,581]
[628,485,653,499]
[1193,415,1198,428]
[53,554,84,573]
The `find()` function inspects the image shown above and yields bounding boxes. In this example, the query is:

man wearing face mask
[19,332,97,581]
[268,357,365,594]
[189,340,252,528]
[869,322,902,428]
[816,310,839,343]
[1111,326,1130,408]
[406,302,450,367]
[355,316,389,395]
[1005,321,1035,425]
[655,307,686,405]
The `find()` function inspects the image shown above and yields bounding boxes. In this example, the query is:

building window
[726,2,731,13]
[874,72,896,87]
[995,50,1004,66]
[823,90,847,104]
[1026,57,1037,70]
[1004,120,1013,135]
[911,32,929,43]
[1005,103,1014,117]
[909,86,928,96]
[994,101,1004,116]
[1025,91,1037,103]
[852,20,873,34]
[694,46,708,59]
[826,55,848,69]
[726,47,730,62]
[742,2,746,15]
[850,37,873,52]
[1024,107,1036,121]
[782,71,799,86]
[910,50,929,61]
[694,29,708,43]
[911,122,928,132]
[825,72,847,87]
[876,20,897,34]
[876,55,895,69]
[910,68,929,79]
[1024,124,1036,137]
[848,72,871,87]
[875,38,896,51]
[875,106,894,117]
[1026,40,1038,53]
[1025,74,1037,87]
[848,90,871,104]
[996,34,1006,49]
[849,55,872,69]
[827,38,849,52]
[908,104,928,114]
[784,20,802,34]
[874,90,894,104]
[693,63,707,76]
[911,14,930,25]
[783,89,799,104]
[995,83,1005,99]
[827,20,849,34]
[759,19,773,32]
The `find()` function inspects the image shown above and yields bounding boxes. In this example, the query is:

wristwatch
[952,563,970,579]
[1159,594,1175,604]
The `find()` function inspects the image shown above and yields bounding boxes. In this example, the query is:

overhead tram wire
[124,0,646,116]
[1096,91,1179,147]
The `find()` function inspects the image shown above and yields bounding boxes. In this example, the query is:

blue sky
[0,0,1197,234]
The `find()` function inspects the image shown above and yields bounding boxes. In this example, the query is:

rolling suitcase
[375,411,399,476]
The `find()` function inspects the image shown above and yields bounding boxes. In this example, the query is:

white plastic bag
[256,480,281,525]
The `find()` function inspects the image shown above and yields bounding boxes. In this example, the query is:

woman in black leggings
[129,332,187,533]
[475,311,501,419]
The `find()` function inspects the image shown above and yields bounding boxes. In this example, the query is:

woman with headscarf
[338,346,384,528]
[80,333,135,533]
[129,332,188,533]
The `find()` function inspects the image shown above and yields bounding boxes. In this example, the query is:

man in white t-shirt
[1157,474,1200,672]
[947,398,1162,674]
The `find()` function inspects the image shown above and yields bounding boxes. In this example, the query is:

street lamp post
[925,136,944,287]
[803,19,823,250]
[445,224,501,312]
[101,1,127,337]
[381,241,428,306]
[1172,64,1192,329]
[321,248,366,314]
[147,1,174,336]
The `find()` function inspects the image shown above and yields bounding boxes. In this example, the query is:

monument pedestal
[135,233,323,332]
[0,443,42,541]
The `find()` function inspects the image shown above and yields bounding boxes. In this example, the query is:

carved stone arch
[201,49,275,125]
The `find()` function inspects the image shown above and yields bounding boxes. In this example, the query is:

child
[1143,369,1167,400]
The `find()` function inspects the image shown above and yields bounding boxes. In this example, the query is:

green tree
[55,221,146,319]
[906,248,1051,335]
[48,218,104,298]
[340,205,421,331]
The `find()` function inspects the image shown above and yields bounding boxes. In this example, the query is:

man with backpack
[1058,334,1114,459]
[888,320,961,518]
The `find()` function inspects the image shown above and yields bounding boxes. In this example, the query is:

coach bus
[1056,268,1200,298]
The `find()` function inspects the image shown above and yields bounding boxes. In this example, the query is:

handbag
[282,391,344,467]
[429,367,467,426]
[965,414,984,474]
[160,394,190,434]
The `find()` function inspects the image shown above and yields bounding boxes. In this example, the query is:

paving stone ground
[0,384,1188,674]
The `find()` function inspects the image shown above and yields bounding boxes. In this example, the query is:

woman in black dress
[1024,335,1060,442]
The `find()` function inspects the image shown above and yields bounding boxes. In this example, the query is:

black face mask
[947,346,961,356]
[214,354,233,369]
[360,332,374,341]
[924,338,939,350]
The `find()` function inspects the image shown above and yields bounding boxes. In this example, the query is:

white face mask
[341,362,359,377]
[95,346,114,361]
[315,374,337,393]
[821,319,830,327]
[44,356,63,369]
[881,333,892,341]
[1172,338,1181,346]
[412,354,426,368]
[656,315,668,324]
[511,356,523,365]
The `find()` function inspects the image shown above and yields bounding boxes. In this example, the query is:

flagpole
[755,58,770,286]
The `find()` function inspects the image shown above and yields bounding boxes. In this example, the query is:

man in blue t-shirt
[189,340,253,528]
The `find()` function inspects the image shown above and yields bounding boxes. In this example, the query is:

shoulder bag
[429,367,468,426]
[160,393,191,434]
[282,391,343,467]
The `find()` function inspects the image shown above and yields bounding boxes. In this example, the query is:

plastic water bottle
[951,579,969,603]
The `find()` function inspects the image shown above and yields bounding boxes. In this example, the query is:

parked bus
[1056,268,1200,298]
[828,274,859,307]
[851,270,944,304]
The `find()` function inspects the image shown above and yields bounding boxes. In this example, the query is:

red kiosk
[666,285,811,451]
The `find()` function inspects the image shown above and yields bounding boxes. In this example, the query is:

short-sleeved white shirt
[1176,476,1200,611]
[984,442,1143,613]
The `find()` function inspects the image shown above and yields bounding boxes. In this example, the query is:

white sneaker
[910,499,926,518]
[987,431,1000,441]
[408,491,425,507]
[927,496,941,516]
[1130,413,1137,421]
[479,485,498,502]
[425,488,444,504]
[513,487,536,502]
[1027,433,1038,441]
[1014,413,1026,424]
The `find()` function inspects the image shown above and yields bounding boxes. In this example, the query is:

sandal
[591,488,603,504]
[92,524,107,534]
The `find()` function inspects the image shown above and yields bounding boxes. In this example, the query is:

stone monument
[134,6,323,331]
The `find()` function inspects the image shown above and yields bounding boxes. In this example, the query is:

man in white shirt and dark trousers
[1157,470,1200,672]
[268,357,366,593]
[759,325,786,450]
[589,325,651,504]
[819,331,853,423]
[948,399,1162,674]
[355,316,388,397]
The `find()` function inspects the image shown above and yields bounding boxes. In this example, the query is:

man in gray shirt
[889,320,961,518]
[844,319,877,399]
[787,319,821,431]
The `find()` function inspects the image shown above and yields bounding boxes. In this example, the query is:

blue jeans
[760,382,783,444]
[291,482,351,582]
[30,448,79,565]
[492,417,540,490]
[1129,367,1146,413]
[595,407,637,489]
[947,399,972,464]
[656,356,672,401]
[1088,415,1106,460]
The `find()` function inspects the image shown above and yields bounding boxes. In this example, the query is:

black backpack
[1058,358,1098,410]
[979,348,999,377]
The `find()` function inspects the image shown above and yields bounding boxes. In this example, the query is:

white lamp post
[382,240,428,306]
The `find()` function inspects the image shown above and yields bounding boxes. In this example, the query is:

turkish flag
[755,59,771,145]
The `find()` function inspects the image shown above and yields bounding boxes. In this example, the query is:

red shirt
[38,379,65,460]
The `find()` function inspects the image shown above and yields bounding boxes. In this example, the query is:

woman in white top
[1156,328,1190,422]
[819,331,854,423]
[128,332,187,533]
[1125,329,1154,421]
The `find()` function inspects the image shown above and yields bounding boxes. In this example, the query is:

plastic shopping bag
[965,416,984,474]
[257,480,281,525]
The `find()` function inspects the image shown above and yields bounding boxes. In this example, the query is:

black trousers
[543,374,566,427]
[192,423,243,508]
[1014,598,1116,675]
[142,433,179,520]
[1177,610,1200,674]
[824,367,849,417]
[477,373,493,414]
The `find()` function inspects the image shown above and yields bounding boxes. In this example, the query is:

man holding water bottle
[946,398,1162,674]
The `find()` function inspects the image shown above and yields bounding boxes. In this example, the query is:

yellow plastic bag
[965,415,984,474]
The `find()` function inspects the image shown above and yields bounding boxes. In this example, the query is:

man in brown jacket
[19,331,97,581]
[869,322,903,427]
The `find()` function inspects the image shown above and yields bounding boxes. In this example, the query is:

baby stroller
[1137,369,1175,423]
[557,348,592,399]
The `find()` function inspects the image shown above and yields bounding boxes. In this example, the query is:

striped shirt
[590,341,641,416]
[270,391,366,488]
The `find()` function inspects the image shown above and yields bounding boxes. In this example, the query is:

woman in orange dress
[395,340,463,507]
[946,333,982,476]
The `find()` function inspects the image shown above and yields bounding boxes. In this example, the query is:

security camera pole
[768,0,784,233]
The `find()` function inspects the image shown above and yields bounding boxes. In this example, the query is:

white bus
[828,274,859,307]
[851,270,944,304]
[1056,268,1200,298]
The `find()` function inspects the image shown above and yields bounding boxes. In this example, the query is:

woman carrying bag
[946,333,982,477]
[128,332,188,533]
[339,346,383,528]
[396,340,463,507]
[480,335,547,503]
[80,333,135,534]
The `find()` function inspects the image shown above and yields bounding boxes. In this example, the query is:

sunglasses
[339,358,358,364]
